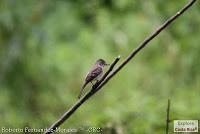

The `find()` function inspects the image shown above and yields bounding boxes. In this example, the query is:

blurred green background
[0,0,199,133]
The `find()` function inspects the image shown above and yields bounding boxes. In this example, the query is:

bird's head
[96,59,110,67]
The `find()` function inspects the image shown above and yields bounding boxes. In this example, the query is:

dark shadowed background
[0,0,199,133]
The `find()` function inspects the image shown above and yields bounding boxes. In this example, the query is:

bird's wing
[85,66,102,82]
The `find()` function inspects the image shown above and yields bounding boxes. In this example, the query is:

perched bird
[78,59,109,99]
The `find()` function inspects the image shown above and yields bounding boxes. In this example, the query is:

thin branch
[166,99,171,134]
[45,0,196,133]
[98,0,197,84]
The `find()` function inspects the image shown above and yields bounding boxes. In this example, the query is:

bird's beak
[105,63,110,66]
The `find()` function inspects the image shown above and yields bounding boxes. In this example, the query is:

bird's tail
[78,82,87,99]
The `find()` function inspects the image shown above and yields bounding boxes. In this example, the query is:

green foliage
[0,0,199,133]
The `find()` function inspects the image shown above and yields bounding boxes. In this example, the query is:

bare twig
[45,0,196,133]
[166,99,171,134]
